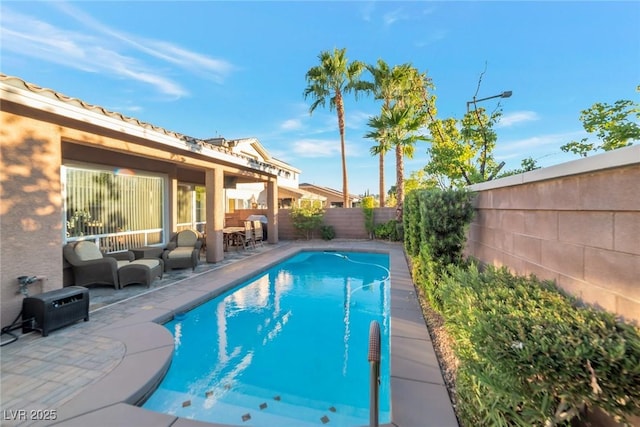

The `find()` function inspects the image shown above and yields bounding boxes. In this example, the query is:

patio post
[266,178,278,243]
[205,167,225,263]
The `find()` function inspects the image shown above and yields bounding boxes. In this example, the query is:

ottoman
[118,258,163,289]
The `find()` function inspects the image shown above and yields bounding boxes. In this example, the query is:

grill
[22,286,89,337]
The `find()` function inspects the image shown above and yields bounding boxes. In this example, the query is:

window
[177,184,206,233]
[64,166,165,251]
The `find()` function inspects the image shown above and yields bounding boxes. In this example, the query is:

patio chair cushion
[162,229,201,272]
[75,241,104,261]
[131,259,161,269]
[116,260,132,269]
[165,247,196,259]
[118,258,163,289]
[176,230,199,247]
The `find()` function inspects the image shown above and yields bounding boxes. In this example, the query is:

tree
[425,104,503,188]
[561,93,640,157]
[366,125,393,207]
[367,104,427,218]
[424,68,507,188]
[404,169,437,193]
[363,60,413,207]
[364,63,433,218]
[498,156,540,178]
[303,48,367,208]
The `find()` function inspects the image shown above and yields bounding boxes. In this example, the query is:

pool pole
[368,320,381,427]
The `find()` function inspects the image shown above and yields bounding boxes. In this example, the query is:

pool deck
[1,240,458,427]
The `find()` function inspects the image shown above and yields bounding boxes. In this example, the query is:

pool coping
[40,241,459,427]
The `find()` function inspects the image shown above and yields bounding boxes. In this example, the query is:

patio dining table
[223,226,245,251]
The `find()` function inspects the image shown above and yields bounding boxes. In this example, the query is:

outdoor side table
[131,246,163,260]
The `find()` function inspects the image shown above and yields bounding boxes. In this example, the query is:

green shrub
[417,189,475,268]
[394,220,404,242]
[412,244,441,309]
[403,191,421,256]
[362,196,376,239]
[403,188,475,264]
[406,188,640,425]
[440,263,640,426]
[290,204,324,240]
[373,219,402,241]
[320,225,335,240]
[405,188,475,312]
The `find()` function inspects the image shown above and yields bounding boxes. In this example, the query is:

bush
[417,189,475,268]
[362,196,376,239]
[403,188,475,264]
[290,204,324,240]
[405,188,475,311]
[373,219,402,241]
[405,187,640,426]
[320,225,335,240]
[403,191,421,256]
[439,263,640,426]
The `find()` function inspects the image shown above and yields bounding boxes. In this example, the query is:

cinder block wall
[465,146,640,325]
[278,207,396,240]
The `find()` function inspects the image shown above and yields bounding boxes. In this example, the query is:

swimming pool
[143,251,391,426]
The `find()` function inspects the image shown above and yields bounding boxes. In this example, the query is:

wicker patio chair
[162,229,202,272]
[63,241,162,289]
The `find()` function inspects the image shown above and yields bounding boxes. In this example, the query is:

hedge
[403,188,640,426]
[439,264,640,426]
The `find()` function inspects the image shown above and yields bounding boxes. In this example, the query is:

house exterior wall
[1,84,282,327]
[465,146,640,324]
[1,107,65,327]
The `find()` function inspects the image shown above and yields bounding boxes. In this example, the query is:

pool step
[145,386,369,426]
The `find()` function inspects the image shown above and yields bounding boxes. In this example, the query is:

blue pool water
[143,251,391,426]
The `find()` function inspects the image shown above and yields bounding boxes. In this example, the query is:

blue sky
[2,1,639,195]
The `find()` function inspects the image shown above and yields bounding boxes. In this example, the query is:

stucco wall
[278,207,397,240]
[1,108,65,328]
[0,93,281,327]
[465,146,640,324]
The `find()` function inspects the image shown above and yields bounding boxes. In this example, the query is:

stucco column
[206,167,225,262]
[167,166,178,236]
[267,178,278,243]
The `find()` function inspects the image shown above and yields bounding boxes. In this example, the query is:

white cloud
[346,110,373,130]
[495,130,589,166]
[360,1,376,22]
[281,119,303,131]
[415,29,448,48]
[0,5,235,97]
[383,9,408,26]
[496,111,540,128]
[293,139,340,157]
[291,138,366,158]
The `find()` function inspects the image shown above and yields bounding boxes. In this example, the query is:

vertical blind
[64,167,164,250]
[177,184,206,232]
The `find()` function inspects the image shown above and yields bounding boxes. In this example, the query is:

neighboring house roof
[207,136,301,175]
[0,74,296,178]
[299,183,360,202]
[278,185,326,201]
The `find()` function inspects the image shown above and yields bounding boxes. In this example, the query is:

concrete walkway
[0,241,458,427]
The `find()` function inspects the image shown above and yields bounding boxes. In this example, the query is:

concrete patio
[0,240,458,427]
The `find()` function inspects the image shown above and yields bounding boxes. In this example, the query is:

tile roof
[0,73,296,176]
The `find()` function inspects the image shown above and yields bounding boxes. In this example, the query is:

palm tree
[368,105,426,218]
[363,60,412,207]
[364,117,393,207]
[303,48,367,208]
[365,63,432,217]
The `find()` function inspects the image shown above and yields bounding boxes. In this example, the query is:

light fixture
[467,90,513,112]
